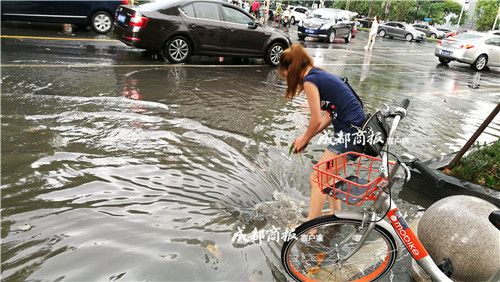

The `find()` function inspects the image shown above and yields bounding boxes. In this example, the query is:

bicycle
[281,99,454,282]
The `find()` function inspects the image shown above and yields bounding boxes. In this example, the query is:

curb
[400,153,500,208]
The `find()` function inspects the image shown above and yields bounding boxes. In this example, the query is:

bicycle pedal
[437,258,453,278]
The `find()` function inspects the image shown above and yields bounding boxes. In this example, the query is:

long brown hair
[278,44,314,100]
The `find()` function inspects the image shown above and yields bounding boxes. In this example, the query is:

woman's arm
[303,81,322,141]
[315,112,332,135]
[293,81,322,152]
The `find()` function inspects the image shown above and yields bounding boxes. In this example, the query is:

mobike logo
[393,219,420,257]
[388,209,427,260]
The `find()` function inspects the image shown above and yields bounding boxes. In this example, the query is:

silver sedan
[435,33,500,71]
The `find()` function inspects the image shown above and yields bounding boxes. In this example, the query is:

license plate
[117,14,126,24]
[305,28,315,34]
[441,50,451,56]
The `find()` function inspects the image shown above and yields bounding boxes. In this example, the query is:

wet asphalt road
[1,21,500,282]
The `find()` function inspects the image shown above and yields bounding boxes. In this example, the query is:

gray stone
[418,195,499,282]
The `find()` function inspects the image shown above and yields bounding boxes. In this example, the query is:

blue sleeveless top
[303,68,365,133]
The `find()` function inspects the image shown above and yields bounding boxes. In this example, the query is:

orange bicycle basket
[312,152,395,206]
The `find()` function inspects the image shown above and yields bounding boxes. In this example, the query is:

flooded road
[1,22,499,281]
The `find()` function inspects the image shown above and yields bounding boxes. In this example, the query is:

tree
[475,0,499,31]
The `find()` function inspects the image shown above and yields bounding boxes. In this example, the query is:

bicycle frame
[349,107,452,282]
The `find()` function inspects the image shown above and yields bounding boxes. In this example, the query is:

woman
[364,16,380,51]
[278,44,366,221]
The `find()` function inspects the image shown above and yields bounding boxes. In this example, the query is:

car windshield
[311,9,336,20]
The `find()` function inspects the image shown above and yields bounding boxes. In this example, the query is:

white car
[435,32,500,70]
[289,5,309,25]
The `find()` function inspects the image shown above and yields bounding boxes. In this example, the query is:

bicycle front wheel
[281,215,397,282]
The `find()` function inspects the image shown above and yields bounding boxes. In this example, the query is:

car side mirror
[247,21,257,29]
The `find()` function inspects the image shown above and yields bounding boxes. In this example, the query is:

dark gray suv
[378,22,426,42]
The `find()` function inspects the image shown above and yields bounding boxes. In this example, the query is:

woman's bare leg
[327,155,345,214]
[307,149,338,221]
[369,35,376,50]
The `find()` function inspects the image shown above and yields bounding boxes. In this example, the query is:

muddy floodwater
[1,24,499,281]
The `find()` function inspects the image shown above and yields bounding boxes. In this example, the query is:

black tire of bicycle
[281,215,398,282]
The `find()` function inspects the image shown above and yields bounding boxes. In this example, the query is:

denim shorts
[326,135,363,161]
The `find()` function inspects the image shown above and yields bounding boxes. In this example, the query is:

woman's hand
[293,135,309,153]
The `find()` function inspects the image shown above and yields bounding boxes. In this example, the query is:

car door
[181,2,226,53]
[51,1,93,23]
[339,11,351,36]
[221,5,269,55]
[485,37,500,66]
[396,23,406,38]
[293,7,306,21]
[385,22,396,36]
[1,1,53,21]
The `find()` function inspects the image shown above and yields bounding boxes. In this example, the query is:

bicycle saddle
[488,210,500,230]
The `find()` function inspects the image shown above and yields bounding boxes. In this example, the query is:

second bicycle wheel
[281,215,398,282]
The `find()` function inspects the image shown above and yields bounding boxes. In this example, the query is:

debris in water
[206,244,223,260]
[26,125,48,133]
[15,223,32,231]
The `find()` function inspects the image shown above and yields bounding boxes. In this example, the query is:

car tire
[265,42,285,67]
[430,33,437,39]
[290,16,295,25]
[344,31,352,43]
[298,34,306,41]
[91,11,113,34]
[405,33,413,41]
[439,57,451,64]
[378,29,386,37]
[472,54,488,71]
[327,30,335,43]
[164,36,192,64]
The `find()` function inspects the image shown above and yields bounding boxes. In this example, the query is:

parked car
[0,0,127,33]
[114,0,291,66]
[435,32,500,70]
[436,27,457,38]
[357,17,374,28]
[289,6,309,25]
[297,8,354,43]
[377,22,426,42]
[413,23,445,39]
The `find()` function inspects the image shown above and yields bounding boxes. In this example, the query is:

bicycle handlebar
[413,160,445,188]
[400,98,410,110]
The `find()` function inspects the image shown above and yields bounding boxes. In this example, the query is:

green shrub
[450,140,500,190]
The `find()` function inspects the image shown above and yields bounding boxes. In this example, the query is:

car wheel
[430,33,437,39]
[91,11,113,34]
[266,42,285,67]
[164,36,192,64]
[405,33,413,42]
[439,57,451,64]
[298,34,306,41]
[472,54,488,71]
[378,29,386,37]
[344,31,352,43]
[327,30,335,43]
[290,16,295,25]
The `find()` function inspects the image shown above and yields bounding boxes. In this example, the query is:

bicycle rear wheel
[281,215,397,282]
